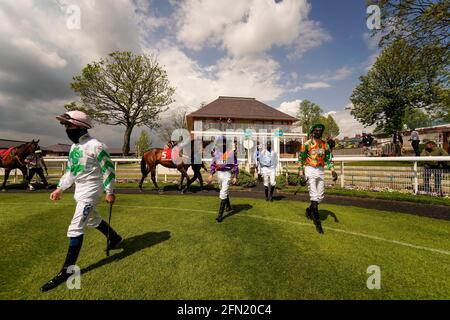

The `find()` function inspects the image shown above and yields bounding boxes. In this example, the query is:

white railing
[3,156,450,195]
[279,156,450,196]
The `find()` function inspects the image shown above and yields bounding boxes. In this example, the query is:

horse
[0,140,40,191]
[138,141,207,193]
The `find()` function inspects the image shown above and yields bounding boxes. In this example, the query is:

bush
[237,171,257,188]
[275,175,286,189]
[276,173,301,189]
[287,173,300,186]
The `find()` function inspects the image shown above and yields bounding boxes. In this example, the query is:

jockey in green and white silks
[58,135,115,204]
[41,111,122,293]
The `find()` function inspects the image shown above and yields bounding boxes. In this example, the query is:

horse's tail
[140,155,148,175]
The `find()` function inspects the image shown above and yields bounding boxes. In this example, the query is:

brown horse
[138,142,207,193]
[0,140,40,190]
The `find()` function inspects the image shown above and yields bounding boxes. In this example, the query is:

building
[404,123,450,153]
[0,139,30,149]
[44,144,135,157]
[44,144,72,157]
[186,96,306,171]
[186,96,298,134]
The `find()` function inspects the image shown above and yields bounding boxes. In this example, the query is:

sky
[0,0,379,148]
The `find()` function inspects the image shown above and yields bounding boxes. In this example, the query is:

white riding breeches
[67,200,103,238]
[217,171,231,200]
[305,166,325,203]
[260,166,276,187]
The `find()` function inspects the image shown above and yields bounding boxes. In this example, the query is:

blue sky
[0,0,378,145]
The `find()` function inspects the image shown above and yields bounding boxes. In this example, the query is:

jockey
[40,110,122,292]
[298,123,338,234]
[257,140,278,202]
[208,135,239,223]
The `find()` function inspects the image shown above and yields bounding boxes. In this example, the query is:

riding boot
[96,220,122,251]
[225,196,232,212]
[269,185,275,202]
[311,201,324,234]
[305,202,313,220]
[41,235,84,292]
[264,187,269,201]
[216,199,227,223]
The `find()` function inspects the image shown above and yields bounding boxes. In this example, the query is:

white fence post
[340,161,345,188]
[413,161,418,194]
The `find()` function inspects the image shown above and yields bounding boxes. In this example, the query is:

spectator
[409,128,421,156]
[420,141,449,196]
[327,136,336,154]
[393,130,403,156]
[361,132,374,156]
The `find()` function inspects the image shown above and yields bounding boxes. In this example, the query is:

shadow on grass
[82,231,171,275]
[222,204,253,221]
[319,210,339,223]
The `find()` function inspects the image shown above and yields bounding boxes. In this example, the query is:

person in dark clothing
[393,130,403,156]
[409,128,421,156]
[361,133,374,156]
[25,149,48,190]
[327,136,336,154]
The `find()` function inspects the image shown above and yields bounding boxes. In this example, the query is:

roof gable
[187,96,296,121]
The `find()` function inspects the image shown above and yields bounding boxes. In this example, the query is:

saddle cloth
[161,147,172,161]
[0,147,13,161]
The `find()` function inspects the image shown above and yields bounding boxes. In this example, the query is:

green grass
[283,186,450,207]
[1,193,450,300]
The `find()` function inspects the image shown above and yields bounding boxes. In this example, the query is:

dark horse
[139,141,207,193]
[0,140,39,190]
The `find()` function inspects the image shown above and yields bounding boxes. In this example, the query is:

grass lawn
[1,193,449,300]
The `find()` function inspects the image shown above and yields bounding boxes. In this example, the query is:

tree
[296,100,323,134]
[67,51,175,155]
[319,114,340,138]
[158,107,189,143]
[367,0,449,122]
[350,40,444,133]
[403,108,432,129]
[369,0,449,49]
[134,130,152,158]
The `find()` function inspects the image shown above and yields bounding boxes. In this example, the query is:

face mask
[313,132,322,139]
[66,128,87,143]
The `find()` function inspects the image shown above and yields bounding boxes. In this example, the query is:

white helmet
[56,110,93,129]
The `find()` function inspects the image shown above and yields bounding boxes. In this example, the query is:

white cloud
[148,41,284,108]
[305,66,354,82]
[174,0,330,58]
[289,20,331,59]
[278,100,302,117]
[330,104,375,138]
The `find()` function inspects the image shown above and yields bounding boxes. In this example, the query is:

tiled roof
[187,96,296,121]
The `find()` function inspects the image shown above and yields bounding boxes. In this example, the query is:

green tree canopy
[67,51,175,155]
[350,40,446,133]
[319,114,340,138]
[370,0,449,49]
[134,130,152,158]
[296,100,323,134]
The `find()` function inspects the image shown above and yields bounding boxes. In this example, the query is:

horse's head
[23,139,40,155]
